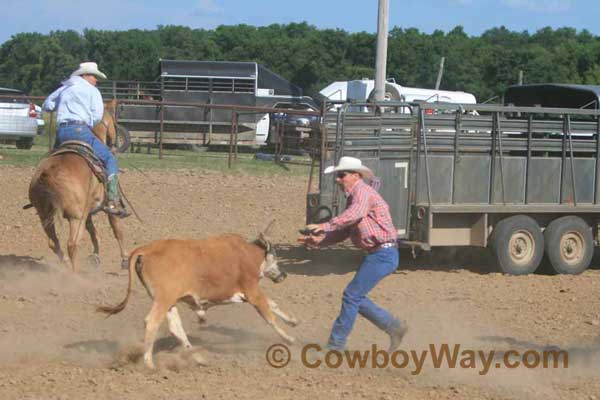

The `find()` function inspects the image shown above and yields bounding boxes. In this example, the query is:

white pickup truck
[0,87,42,149]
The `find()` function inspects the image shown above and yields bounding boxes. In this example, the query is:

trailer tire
[544,216,593,275]
[114,124,131,153]
[367,83,402,102]
[491,215,544,275]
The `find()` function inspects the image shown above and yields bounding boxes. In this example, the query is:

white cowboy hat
[71,62,107,79]
[324,156,373,179]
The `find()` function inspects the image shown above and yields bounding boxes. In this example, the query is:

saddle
[50,140,107,185]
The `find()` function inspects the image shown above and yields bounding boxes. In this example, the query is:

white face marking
[259,259,268,278]
[262,253,284,282]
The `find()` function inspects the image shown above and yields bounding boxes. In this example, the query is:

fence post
[228,110,237,168]
[159,102,164,160]
[234,111,239,161]
[208,98,213,146]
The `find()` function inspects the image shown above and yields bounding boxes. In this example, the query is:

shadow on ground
[0,254,51,275]
[277,245,502,276]
[478,334,600,367]
[278,245,600,277]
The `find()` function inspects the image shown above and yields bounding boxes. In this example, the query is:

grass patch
[0,138,316,177]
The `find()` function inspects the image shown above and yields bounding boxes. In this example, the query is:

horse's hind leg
[85,216,101,268]
[67,217,87,272]
[108,215,128,269]
[40,213,65,263]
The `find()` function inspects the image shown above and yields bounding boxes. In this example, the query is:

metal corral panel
[526,158,562,203]
[492,156,526,204]
[454,155,491,204]
[561,159,596,204]
[379,159,410,236]
[417,155,453,204]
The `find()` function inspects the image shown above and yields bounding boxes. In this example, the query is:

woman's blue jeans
[327,247,399,350]
[55,124,118,178]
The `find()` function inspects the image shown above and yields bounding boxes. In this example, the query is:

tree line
[1,23,599,102]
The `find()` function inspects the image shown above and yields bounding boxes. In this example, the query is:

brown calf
[97,232,297,368]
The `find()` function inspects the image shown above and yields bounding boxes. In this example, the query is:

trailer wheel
[114,124,131,153]
[491,215,544,275]
[544,216,593,275]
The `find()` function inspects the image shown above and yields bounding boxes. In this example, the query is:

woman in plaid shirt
[299,156,408,352]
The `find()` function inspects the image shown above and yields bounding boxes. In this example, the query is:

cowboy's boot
[105,175,128,217]
[387,318,408,353]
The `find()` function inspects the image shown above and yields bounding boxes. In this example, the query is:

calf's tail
[96,249,145,315]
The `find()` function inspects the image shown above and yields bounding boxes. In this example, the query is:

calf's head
[255,229,287,283]
[261,248,287,283]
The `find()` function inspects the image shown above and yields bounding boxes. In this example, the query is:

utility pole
[518,70,524,85]
[373,0,389,102]
[435,57,445,90]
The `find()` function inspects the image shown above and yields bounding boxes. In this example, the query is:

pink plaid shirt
[322,179,397,251]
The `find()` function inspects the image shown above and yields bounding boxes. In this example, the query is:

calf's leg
[246,288,295,344]
[180,296,209,324]
[143,301,170,369]
[267,298,298,326]
[166,306,192,349]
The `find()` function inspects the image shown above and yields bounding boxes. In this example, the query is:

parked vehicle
[269,101,321,150]
[319,78,477,113]
[0,87,40,149]
[306,88,600,276]
[34,104,45,135]
[503,83,600,110]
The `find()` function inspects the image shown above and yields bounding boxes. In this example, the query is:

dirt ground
[1,165,600,400]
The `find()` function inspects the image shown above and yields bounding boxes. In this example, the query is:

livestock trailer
[306,89,600,275]
[98,60,317,149]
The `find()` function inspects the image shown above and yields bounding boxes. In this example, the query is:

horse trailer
[306,85,600,275]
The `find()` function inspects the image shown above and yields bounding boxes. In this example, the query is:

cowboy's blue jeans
[327,247,399,350]
[55,124,118,178]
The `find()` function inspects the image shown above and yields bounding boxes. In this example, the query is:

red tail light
[28,103,37,118]
[424,109,434,115]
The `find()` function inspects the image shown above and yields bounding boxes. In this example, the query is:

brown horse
[28,100,127,272]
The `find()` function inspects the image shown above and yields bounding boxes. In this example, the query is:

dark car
[269,102,321,154]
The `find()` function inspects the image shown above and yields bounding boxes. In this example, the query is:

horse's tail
[96,248,147,315]
[30,169,64,230]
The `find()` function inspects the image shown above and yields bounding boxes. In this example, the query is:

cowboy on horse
[43,61,127,217]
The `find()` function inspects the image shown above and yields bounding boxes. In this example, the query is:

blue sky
[1,0,598,45]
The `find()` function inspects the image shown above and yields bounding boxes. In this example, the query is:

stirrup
[104,201,129,218]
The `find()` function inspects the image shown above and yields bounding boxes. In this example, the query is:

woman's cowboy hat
[324,156,373,179]
[71,62,107,79]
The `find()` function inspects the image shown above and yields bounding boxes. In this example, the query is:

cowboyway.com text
[281,343,569,375]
